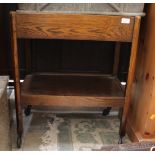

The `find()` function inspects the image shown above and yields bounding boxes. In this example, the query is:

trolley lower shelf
[21,73,124,109]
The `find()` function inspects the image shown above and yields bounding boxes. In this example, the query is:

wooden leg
[24,39,31,74]
[113,42,121,76]
[119,16,141,138]
[10,12,23,148]
[118,107,123,120]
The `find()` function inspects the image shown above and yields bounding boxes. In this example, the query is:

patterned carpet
[21,113,130,151]
[9,90,130,151]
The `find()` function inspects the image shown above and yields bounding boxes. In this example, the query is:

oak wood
[10,11,141,143]
[21,73,124,108]
[120,16,141,137]
[15,12,134,42]
[113,42,121,76]
[10,12,23,135]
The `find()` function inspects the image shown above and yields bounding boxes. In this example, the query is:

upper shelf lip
[16,10,145,17]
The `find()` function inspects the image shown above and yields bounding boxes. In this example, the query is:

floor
[9,89,130,151]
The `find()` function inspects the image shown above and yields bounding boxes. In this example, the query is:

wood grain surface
[15,12,134,42]
[127,4,155,141]
[10,12,23,135]
[120,16,141,137]
[21,73,124,108]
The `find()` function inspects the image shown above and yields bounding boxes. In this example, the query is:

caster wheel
[102,107,111,116]
[17,134,22,148]
[24,105,32,116]
[118,108,123,120]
